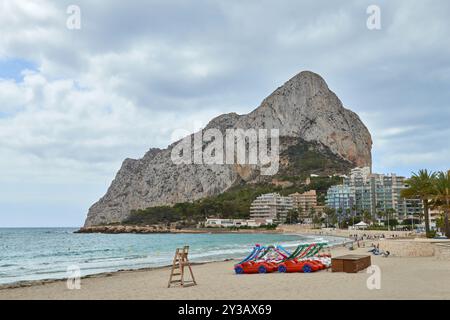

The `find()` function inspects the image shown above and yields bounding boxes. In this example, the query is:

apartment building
[325,185,353,212]
[249,193,294,222]
[326,167,423,221]
[290,190,317,212]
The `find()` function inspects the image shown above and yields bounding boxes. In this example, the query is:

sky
[0,0,449,227]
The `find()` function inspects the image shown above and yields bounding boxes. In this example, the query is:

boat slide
[234,242,330,274]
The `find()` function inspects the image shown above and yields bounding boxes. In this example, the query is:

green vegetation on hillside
[278,139,353,179]
[123,139,350,226]
[123,176,342,226]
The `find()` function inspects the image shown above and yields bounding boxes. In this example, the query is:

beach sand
[1,246,449,300]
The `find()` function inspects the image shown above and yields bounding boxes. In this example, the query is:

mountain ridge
[84,71,372,227]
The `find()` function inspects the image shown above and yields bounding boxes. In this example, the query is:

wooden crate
[331,255,371,273]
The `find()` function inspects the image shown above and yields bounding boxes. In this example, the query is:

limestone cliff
[84,71,372,226]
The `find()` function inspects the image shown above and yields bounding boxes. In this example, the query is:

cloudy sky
[1,0,449,227]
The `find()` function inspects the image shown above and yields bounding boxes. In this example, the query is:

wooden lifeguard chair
[168,246,197,288]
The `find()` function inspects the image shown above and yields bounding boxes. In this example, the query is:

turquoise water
[0,228,344,285]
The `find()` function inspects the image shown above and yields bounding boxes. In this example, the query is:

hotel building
[326,167,423,221]
[249,193,294,222]
[290,190,318,212]
[290,190,324,222]
[325,185,353,212]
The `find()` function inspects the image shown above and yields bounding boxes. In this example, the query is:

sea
[0,228,347,285]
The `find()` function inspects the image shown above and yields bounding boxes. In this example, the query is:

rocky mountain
[84,71,372,227]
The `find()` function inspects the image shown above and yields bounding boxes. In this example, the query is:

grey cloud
[0,0,449,226]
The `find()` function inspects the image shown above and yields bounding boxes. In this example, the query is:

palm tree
[323,207,335,228]
[377,210,385,226]
[309,207,316,225]
[331,209,338,227]
[298,206,304,223]
[337,208,343,229]
[286,208,299,225]
[312,213,321,228]
[345,208,351,226]
[276,211,281,223]
[435,212,446,233]
[351,205,358,226]
[434,170,450,238]
[401,169,437,237]
[362,209,371,224]
[386,208,396,231]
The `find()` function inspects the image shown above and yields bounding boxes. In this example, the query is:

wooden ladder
[168,246,197,288]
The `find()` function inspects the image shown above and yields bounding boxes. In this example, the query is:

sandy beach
[1,244,449,300]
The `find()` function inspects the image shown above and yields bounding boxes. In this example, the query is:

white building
[349,166,372,178]
[249,193,294,222]
[429,208,443,230]
[205,218,273,228]
[205,219,245,228]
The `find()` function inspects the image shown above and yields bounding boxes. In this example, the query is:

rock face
[84,71,372,227]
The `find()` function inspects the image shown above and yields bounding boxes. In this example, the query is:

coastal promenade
[280,225,450,259]
[277,224,415,238]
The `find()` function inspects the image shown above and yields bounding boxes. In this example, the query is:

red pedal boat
[277,259,325,273]
[234,260,278,274]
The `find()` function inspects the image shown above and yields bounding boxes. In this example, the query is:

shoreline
[0,260,222,291]
[1,244,449,300]
[0,232,350,290]
[75,225,284,234]
[0,239,349,292]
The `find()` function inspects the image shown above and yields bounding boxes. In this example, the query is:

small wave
[0,232,306,285]
[124,255,147,260]
[29,248,115,259]
[0,264,17,268]
[33,270,67,275]
[82,255,137,263]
